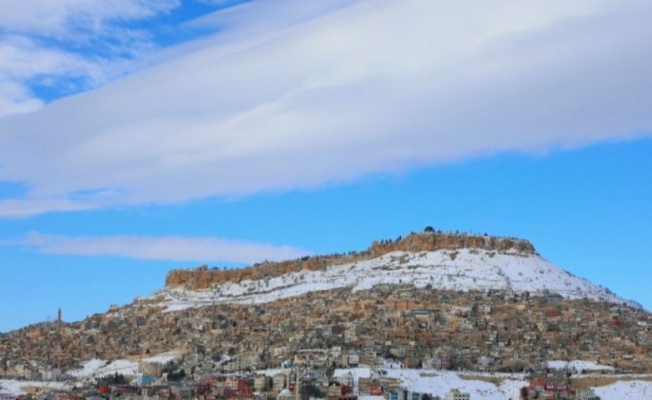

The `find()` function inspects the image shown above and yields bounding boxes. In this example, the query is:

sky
[1,0,651,333]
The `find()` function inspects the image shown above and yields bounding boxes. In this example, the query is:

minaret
[57,308,62,331]
[286,369,290,390]
[295,369,300,400]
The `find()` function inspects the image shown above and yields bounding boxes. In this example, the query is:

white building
[445,389,470,400]
[42,368,61,381]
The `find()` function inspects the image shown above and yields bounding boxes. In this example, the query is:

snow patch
[0,380,68,396]
[149,249,634,312]
[546,360,615,372]
[67,358,107,378]
[595,380,652,400]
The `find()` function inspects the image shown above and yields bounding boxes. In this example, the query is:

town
[2,284,650,400]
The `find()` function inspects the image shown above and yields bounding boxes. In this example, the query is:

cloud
[0,198,95,218]
[1,0,652,215]
[19,232,309,264]
[0,0,181,118]
[0,0,180,38]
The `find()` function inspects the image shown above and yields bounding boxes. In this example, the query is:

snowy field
[546,360,615,373]
[334,368,652,400]
[66,351,184,379]
[0,380,69,396]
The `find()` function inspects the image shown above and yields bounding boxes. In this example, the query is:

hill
[1,231,651,382]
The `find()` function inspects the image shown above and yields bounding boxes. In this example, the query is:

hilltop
[156,231,632,313]
[165,231,536,289]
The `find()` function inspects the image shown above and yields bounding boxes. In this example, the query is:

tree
[424,226,435,232]
[167,369,186,382]
[97,372,127,386]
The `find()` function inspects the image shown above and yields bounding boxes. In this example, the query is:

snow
[256,368,291,377]
[66,351,183,380]
[0,380,68,396]
[595,380,652,399]
[332,368,652,400]
[141,351,184,364]
[333,368,527,400]
[333,367,373,381]
[67,358,107,378]
[383,369,525,400]
[148,249,634,312]
[546,360,615,372]
[94,359,140,377]
[66,359,139,379]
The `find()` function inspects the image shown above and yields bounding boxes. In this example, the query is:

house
[328,383,354,400]
[384,389,422,400]
[170,386,193,399]
[334,372,354,387]
[278,388,295,400]
[273,373,288,392]
[445,389,470,400]
[254,375,272,391]
[42,368,61,381]
[358,378,383,396]
[136,373,157,386]
[225,376,252,397]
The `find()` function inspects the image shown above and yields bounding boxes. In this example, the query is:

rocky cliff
[165,232,535,290]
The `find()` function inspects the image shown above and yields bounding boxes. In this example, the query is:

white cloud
[0,0,179,38]
[0,198,95,218]
[0,0,180,118]
[0,81,43,118]
[1,0,652,215]
[19,232,308,264]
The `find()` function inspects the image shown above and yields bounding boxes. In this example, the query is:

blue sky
[1,0,651,332]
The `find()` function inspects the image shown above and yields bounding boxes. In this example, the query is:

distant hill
[1,231,650,379]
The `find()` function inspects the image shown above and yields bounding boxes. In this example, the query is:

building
[445,389,470,400]
[358,378,383,396]
[225,376,253,398]
[384,389,425,400]
[328,384,353,399]
[273,373,288,392]
[334,372,354,387]
[254,375,272,391]
[42,368,61,381]
[278,388,295,400]
[136,374,157,386]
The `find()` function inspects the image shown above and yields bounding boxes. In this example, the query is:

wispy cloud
[0,198,96,218]
[19,232,309,264]
[1,0,652,216]
[0,0,180,38]
[0,0,181,118]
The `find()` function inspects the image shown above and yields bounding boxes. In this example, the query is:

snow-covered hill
[147,248,635,312]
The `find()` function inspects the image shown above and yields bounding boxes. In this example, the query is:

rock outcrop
[165,232,535,290]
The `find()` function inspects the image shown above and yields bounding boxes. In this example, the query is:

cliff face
[368,232,535,256]
[165,232,535,290]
